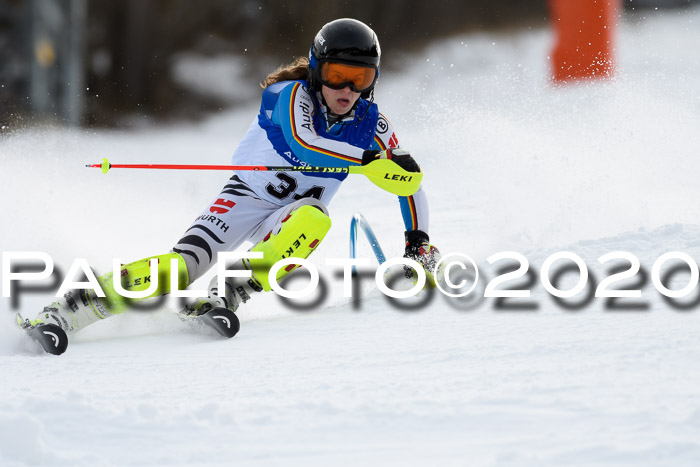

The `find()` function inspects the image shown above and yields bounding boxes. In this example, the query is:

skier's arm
[274,82,365,166]
[365,117,441,286]
[398,187,430,234]
[365,113,430,234]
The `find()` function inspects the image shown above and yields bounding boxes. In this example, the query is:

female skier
[21,18,442,335]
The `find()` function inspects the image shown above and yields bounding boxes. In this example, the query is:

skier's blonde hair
[260,57,309,89]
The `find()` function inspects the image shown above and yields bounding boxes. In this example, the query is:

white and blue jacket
[232,80,429,233]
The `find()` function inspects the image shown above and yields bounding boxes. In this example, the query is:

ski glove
[404,229,443,287]
[362,148,421,173]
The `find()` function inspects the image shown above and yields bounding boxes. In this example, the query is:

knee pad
[246,204,331,292]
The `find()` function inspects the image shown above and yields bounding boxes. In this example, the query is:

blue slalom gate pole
[349,213,386,275]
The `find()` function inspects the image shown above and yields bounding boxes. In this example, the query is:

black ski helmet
[308,18,381,98]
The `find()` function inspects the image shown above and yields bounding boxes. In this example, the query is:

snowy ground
[2,8,700,466]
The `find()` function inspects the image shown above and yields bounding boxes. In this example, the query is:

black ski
[26,323,69,355]
[199,308,240,338]
[181,307,240,338]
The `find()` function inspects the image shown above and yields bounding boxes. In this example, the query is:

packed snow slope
[2,9,700,466]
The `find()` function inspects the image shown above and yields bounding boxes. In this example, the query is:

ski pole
[87,157,422,197]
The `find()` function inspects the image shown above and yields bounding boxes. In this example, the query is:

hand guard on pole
[362,148,421,173]
[403,229,443,288]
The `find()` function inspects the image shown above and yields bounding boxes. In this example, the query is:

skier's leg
[30,199,330,331]
[194,198,332,314]
[29,174,276,334]
[172,174,280,283]
[248,198,332,292]
[28,252,190,333]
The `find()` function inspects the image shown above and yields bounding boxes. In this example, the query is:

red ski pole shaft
[89,163,271,171]
[86,158,350,175]
[86,157,422,196]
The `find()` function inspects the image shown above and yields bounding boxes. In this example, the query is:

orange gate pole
[549,0,621,82]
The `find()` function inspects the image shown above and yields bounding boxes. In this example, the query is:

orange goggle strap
[319,61,377,92]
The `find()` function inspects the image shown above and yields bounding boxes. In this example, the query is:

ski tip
[202,308,240,338]
[27,323,69,355]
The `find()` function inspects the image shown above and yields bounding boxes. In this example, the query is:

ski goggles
[319,61,378,93]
